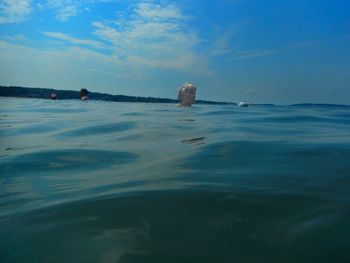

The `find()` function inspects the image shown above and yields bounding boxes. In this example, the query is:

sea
[1,97,350,263]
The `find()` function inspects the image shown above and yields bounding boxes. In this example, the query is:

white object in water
[238,101,249,107]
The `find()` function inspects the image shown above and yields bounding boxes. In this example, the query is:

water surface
[1,97,350,262]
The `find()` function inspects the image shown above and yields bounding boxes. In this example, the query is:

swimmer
[50,93,57,100]
[80,88,89,100]
[238,101,249,107]
[176,82,197,107]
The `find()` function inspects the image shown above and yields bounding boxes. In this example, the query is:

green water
[1,98,350,262]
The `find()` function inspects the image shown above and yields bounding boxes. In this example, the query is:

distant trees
[0,85,232,105]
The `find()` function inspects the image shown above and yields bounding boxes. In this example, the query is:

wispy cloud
[211,48,233,56]
[46,0,116,21]
[0,0,211,91]
[135,2,183,20]
[44,31,105,49]
[235,49,274,59]
[2,34,29,43]
[46,0,81,21]
[0,0,32,24]
[210,27,239,56]
[0,39,140,90]
[92,1,209,72]
[56,4,78,21]
[233,40,316,60]
[0,0,117,24]
[289,41,317,49]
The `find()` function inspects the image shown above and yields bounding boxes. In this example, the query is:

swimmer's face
[181,87,196,106]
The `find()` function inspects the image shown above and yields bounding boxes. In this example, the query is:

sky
[0,0,349,104]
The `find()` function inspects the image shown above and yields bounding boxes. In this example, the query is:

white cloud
[44,31,105,49]
[0,39,139,91]
[55,4,78,21]
[46,0,117,21]
[0,0,118,23]
[2,34,29,43]
[0,1,211,96]
[0,0,32,24]
[46,0,80,21]
[92,1,209,72]
[135,2,183,20]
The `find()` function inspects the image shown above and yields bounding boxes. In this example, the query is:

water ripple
[1,149,137,176]
[57,122,136,137]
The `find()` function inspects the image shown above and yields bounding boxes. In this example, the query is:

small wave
[1,149,137,177]
[57,122,136,137]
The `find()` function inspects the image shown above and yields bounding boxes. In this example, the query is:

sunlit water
[1,97,350,262]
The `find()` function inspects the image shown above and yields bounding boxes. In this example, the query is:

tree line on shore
[0,86,233,105]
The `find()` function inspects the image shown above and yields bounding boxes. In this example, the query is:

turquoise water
[1,97,350,262]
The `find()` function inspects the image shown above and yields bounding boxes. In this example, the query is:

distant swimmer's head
[80,88,89,100]
[238,101,249,107]
[50,93,57,100]
[177,82,197,107]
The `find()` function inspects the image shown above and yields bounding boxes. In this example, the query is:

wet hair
[177,82,196,101]
[80,88,88,98]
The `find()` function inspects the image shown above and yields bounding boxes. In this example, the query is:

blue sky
[0,0,349,104]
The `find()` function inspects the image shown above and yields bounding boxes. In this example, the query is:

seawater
[1,97,350,263]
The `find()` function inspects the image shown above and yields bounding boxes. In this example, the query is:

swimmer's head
[80,88,88,100]
[177,82,196,107]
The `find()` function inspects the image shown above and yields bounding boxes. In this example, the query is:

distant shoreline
[1,86,349,107]
[0,86,234,105]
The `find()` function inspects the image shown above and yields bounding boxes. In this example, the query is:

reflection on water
[1,98,350,262]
